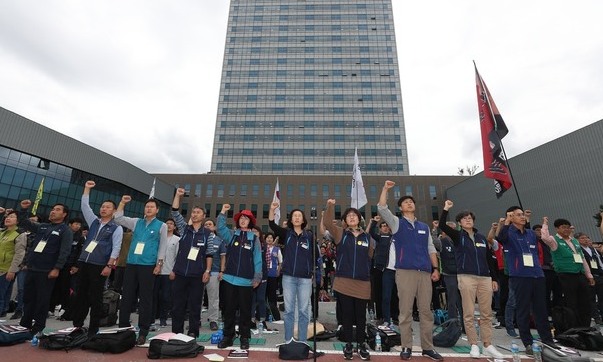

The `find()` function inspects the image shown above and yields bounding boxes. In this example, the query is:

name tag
[188,247,199,261]
[418,230,426,234]
[34,240,47,253]
[475,242,486,248]
[51,231,60,236]
[573,254,583,263]
[85,240,98,253]
[134,242,145,255]
[523,253,534,267]
[300,242,309,249]
[243,243,251,250]
[591,260,598,269]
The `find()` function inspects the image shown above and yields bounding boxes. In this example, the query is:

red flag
[475,65,512,198]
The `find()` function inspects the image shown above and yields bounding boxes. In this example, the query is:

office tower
[211,0,408,176]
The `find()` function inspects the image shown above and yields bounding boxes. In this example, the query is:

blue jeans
[0,274,15,314]
[505,286,516,331]
[382,269,396,322]
[252,280,267,321]
[282,275,312,341]
[15,270,26,312]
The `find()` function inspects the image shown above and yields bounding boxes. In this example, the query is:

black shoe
[10,310,22,320]
[210,321,218,331]
[343,342,354,360]
[400,347,412,360]
[357,343,370,360]
[187,332,198,340]
[240,337,249,350]
[218,338,233,349]
[250,321,257,329]
[421,349,443,361]
[525,344,534,356]
[135,335,146,346]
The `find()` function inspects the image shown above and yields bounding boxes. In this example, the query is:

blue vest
[335,231,371,281]
[127,218,163,266]
[172,226,212,277]
[281,230,315,279]
[78,219,119,266]
[392,218,431,273]
[454,231,491,277]
[266,245,281,278]
[224,230,256,279]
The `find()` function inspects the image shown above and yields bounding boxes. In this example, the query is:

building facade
[211,0,409,176]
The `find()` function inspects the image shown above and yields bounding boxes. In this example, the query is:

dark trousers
[251,280,267,322]
[591,276,603,320]
[509,276,553,347]
[20,270,56,334]
[266,276,280,320]
[382,269,400,322]
[338,293,368,344]
[442,274,463,320]
[558,272,591,327]
[370,268,383,319]
[72,263,106,333]
[118,264,156,336]
[153,275,172,323]
[49,267,72,312]
[497,273,509,323]
[544,269,561,315]
[171,275,204,336]
[112,266,126,293]
[222,281,253,340]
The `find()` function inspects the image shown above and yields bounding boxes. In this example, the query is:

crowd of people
[1,179,602,360]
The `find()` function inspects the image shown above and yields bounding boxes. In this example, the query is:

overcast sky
[1,1,602,176]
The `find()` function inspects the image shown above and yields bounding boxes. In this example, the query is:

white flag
[351,148,367,209]
[272,178,281,224]
[149,177,156,199]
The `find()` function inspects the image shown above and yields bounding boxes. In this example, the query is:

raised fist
[176,188,185,196]
[326,199,336,206]
[85,180,96,188]
[384,180,395,189]
[121,195,132,204]
[444,200,453,210]
[271,201,280,210]
[221,204,231,213]
[21,200,32,209]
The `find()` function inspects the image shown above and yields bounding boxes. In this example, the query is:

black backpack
[556,327,603,351]
[433,318,462,348]
[99,289,120,327]
[39,327,88,351]
[147,338,204,359]
[82,330,136,354]
[0,325,32,346]
[552,306,578,335]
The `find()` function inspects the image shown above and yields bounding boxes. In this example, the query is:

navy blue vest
[78,219,119,266]
[281,230,315,279]
[335,231,371,281]
[27,223,69,272]
[224,230,256,279]
[172,226,211,277]
[392,218,431,273]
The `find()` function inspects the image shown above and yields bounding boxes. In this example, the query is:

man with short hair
[115,196,168,345]
[71,181,123,336]
[18,200,73,335]
[576,232,603,325]
[541,217,594,328]
[378,180,443,361]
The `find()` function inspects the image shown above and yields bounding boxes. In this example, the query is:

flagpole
[474,62,523,209]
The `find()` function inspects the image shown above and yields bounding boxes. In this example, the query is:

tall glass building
[211,0,408,176]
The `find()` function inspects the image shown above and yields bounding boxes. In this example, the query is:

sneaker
[357,343,370,360]
[525,344,533,356]
[484,345,504,359]
[506,328,518,337]
[240,337,249,350]
[10,310,22,320]
[421,349,443,361]
[210,321,219,331]
[218,338,233,349]
[470,344,480,358]
[400,347,412,360]
[343,342,354,360]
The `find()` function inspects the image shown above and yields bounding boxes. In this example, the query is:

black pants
[153,275,172,322]
[591,276,603,320]
[48,267,72,312]
[544,269,562,315]
[20,270,56,334]
[118,264,156,336]
[338,293,368,344]
[112,266,126,293]
[510,276,553,347]
[558,272,591,327]
[497,273,509,323]
[266,276,281,320]
[370,268,383,319]
[72,263,106,333]
[171,275,204,336]
[222,281,253,340]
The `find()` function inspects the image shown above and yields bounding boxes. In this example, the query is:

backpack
[541,343,589,362]
[0,325,32,346]
[366,323,401,352]
[39,327,88,351]
[99,289,120,327]
[147,338,204,359]
[433,309,448,325]
[82,330,136,354]
[552,306,578,334]
[556,327,603,351]
[433,318,462,348]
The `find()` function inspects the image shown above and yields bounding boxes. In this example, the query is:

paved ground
[2,302,602,361]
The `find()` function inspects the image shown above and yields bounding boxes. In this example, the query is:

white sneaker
[484,345,504,359]
[470,344,480,358]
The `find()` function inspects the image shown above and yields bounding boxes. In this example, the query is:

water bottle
[375,333,382,352]
[511,342,520,362]
[257,321,264,337]
[368,309,375,322]
[31,334,39,347]
[532,342,542,362]
[268,314,273,323]
[219,320,224,331]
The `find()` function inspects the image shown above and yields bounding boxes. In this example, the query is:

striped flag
[272,178,281,224]
[32,177,45,215]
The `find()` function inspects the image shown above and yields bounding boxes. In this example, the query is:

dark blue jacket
[78,219,120,266]
[269,220,318,279]
[369,223,392,270]
[335,231,371,281]
[497,224,544,278]
[22,220,72,272]
[172,226,213,278]
[224,230,256,279]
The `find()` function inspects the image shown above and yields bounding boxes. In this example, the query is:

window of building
[206,184,213,197]
[287,185,293,198]
[299,184,305,197]
[431,206,439,221]
[229,184,236,196]
[252,184,259,197]
[217,184,224,197]
[334,185,341,197]
[194,184,202,197]
[393,185,401,198]
[429,185,437,199]
[322,184,329,197]
[405,185,412,196]
[184,183,191,196]
[240,184,247,196]
[263,204,269,219]
[264,184,271,197]
[310,184,317,197]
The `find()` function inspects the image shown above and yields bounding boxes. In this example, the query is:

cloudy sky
[1,1,602,176]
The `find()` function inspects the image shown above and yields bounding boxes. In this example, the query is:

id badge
[34,240,47,253]
[134,242,145,255]
[85,240,98,253]
[522,253,534,267]
[591,260,598,269]
[573,254,583,263]
[188,247,200,261]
